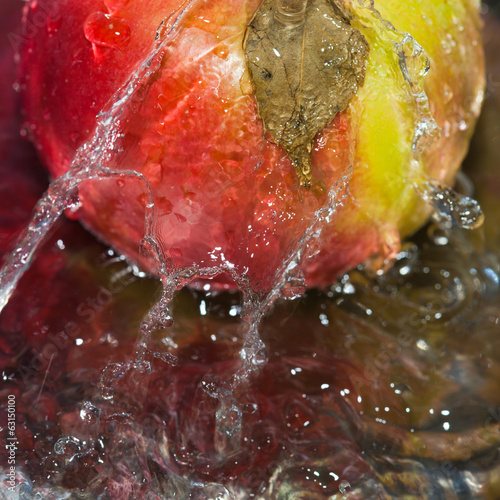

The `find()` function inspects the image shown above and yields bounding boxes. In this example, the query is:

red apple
[18,0,485,291]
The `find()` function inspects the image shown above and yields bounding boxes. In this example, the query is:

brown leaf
[244,0,368,187]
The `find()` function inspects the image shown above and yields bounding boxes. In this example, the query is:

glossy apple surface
[19,0,485,291]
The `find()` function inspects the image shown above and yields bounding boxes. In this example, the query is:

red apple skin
[0,0,48,256]
[19,0,484,291]
[18,0,182,178]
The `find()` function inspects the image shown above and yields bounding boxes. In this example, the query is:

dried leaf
[244,0,368,187]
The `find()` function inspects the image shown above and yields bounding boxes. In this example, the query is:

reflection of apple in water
[19,0,484,290]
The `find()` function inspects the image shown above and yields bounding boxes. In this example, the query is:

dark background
[485,0,500,13]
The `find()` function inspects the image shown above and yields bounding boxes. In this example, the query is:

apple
[18,0,485,292]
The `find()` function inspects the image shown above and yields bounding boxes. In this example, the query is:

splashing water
[418,179,484,230]
[0,166,154,314]
[2,197,500,499]
[1,0,354,438]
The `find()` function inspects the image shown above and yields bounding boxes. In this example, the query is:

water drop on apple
[84,11,131,51]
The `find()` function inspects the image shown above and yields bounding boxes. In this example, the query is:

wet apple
[18,0,485,291]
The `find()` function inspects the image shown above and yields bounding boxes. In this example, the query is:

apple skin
[19,0,485,291]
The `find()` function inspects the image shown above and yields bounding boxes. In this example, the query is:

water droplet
[201,374,231,399]
[418,179,484,230]
[54,436,83,458]
[443,84,454,104]
[84,12,131,51]
[99,332,119,347]
[141,300,175,334]
[137,192,150,208]
[103,0,130,15]
[339,480,351,495]
[427,224,449,246]
[80,401,100,423]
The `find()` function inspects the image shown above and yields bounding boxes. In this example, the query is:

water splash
[0,166,153,314]
[418,178,484,230]
[346,0,441,160]
[0,0,184,313]
[0,0,495,498]
[3,222,500,498]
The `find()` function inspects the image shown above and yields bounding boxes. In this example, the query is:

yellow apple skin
[302,0,484,285]
[19,0,485,290]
